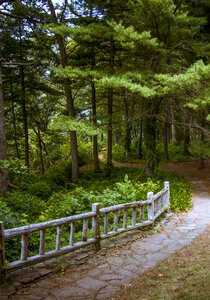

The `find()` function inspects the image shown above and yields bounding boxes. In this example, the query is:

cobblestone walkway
[1,179,210,300]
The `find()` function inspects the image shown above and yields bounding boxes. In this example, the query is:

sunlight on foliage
[49,115,103,136]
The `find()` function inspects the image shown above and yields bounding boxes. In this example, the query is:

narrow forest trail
[2,160,210,300]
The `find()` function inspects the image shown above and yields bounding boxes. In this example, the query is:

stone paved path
[1,179,210,300]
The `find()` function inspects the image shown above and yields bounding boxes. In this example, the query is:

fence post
[147,192,154,223]
[92,203,101,251]
[164,181,170,208]
[0,222,5,283]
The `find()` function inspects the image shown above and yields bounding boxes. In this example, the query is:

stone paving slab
[1,180,210,299]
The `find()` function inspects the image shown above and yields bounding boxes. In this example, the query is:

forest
[0,0,210,244]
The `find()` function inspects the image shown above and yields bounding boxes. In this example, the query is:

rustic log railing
[0,181,170,280]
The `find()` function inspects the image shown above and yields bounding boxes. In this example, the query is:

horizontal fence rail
[0,181,170,280]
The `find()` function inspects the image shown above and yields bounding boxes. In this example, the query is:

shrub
[5,191,47,223]
[40,187,95,221]
[170,181,193,212]
[78,140,93,165]
[26,181,53,200]
[156,170,193,212]
[45,162,71,186]
[0,197,19,228]
[95,176,161,207]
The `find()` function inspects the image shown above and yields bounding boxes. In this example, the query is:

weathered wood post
[92,203,101,251]
[164,181,170,208]
[0,221,5,282]
[147,192,154,223]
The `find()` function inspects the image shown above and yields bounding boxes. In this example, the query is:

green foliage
[96,75,156,97]
[4,191,47,223]
[1,165,193,262]
[109,21,159,49]
[96,176,161,207]
[155,61,210,96]
[103,163,114,179]
[44,162,71,188]
[78,140,93,165]
[190,139,210,159]
[0,159,27,178]
[39,187,94,221]
[170,181,193,212]
[159,143,196,163]
[26,181,53,200]
[49,116,103,136]
[0,197,19,228]
[157,170,193,212]
[112,145,128,162]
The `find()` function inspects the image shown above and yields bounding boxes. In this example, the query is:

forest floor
[113,159,210,300]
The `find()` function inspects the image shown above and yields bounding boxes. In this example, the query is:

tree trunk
[0,62,9,192]
[19,21,30,170]
[20,65,29,169]
[90,0,100,172]
[91,82,100,172]
[107,87,113,165]
[138,122,143,159]
[37,127,45,175]
[144,99,162,177]
[47,0,79,183]
[106,36,115,166]
[66,87,79,183]
[164,122,169,161]
[124,95,132,157]
[144,117,158,177]
[11,84,20,158]
[171,100,179,145]
[183,126,190,156]
[199,110,205,169]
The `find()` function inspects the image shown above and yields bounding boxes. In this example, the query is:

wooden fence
[0,181,170,280]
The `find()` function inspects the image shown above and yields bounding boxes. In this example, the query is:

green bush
[26,181,53,200]
[156,170,193,212]
[5,191,47,223]
[170,181,193,212]
[112,144,142,163]
[40,187,95,221]
[1,166,193,263]
[95,176,161,207]
[0,198,19,228]
[45,162,71,187]
[78,140,93,165]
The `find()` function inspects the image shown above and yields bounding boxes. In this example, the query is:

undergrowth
[0,166,192,262]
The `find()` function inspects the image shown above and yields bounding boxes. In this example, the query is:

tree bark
[0,62,9,192]
[37,127,45,175]
[138,122,143,159]
[90,0,100,172]
[11,84,20,158]
[19,21,30,170]
[144,117,158,177]
[91,81,100,172]
[47,0,79,183]
[124,95,132,157]
[107,87,113,165]
[199,110,205,169]
[20,65,30,169]
[144,99,162,177]
[183,127,190,156]
[66,87,79,183]
[107,34,115,166]
[164,121,169,161]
